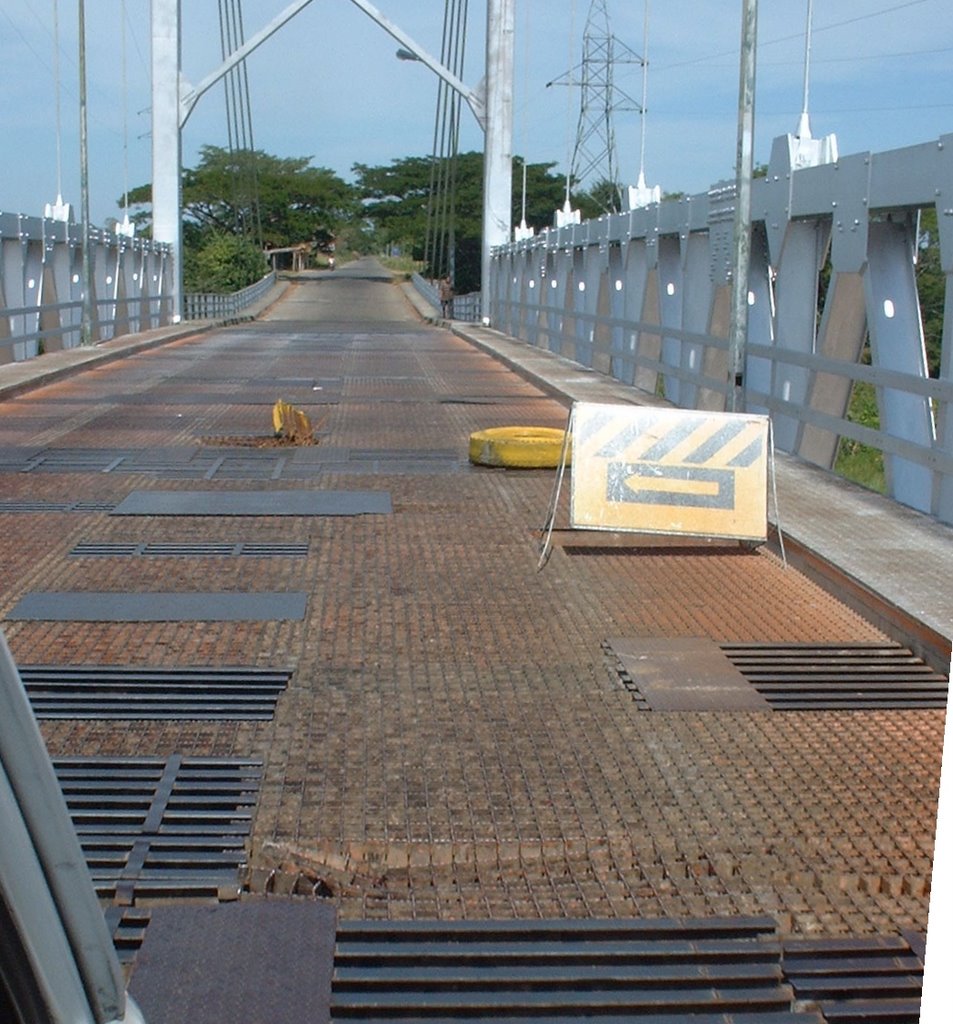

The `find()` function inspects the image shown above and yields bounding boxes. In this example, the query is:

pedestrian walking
[438,275,454,319]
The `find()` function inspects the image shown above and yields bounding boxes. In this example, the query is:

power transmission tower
[549,0,644,212]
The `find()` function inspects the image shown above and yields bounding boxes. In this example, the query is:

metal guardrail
[1,206,276,362]
[183,271,277,321]
[411,273,481,322]
[0,274,275,363]
[488,131,953,526]
[0,210,173,362]
[1,295,173,360]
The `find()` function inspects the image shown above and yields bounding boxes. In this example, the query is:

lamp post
[481,0,514,324]
[79,0,93,344]
[727,0,758,412]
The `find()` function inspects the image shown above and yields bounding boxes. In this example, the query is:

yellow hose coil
[468,426,571,469]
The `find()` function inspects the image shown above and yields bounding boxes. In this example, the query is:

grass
[378,254,425,278]
[834,381,886,493]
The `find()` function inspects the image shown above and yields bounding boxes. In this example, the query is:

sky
[0,0,951,227]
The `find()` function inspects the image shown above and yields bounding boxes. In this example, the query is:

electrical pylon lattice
[551,0,645,211]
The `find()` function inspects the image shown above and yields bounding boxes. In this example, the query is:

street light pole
[481,0,514,324]
[79,0,93,344]
[727,0,758,412]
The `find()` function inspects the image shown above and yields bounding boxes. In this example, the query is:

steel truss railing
[488,132,953,526]
[0,211,276,360]
[0,212,174,360]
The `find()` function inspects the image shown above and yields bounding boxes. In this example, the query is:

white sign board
[570,404,769,542]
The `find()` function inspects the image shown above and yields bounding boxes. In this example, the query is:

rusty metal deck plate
[129,900,336,1024]
[9,592,307,622]
[111,489,392,516]
[607,637,771,711]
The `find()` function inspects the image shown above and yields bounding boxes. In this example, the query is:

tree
[353,154,438,261]
[578,177,624,215]
[183,233,268,294]
[353,152,589,293]
[916,207,944,377]
[124,146,356,251]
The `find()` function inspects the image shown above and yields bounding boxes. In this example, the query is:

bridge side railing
[412,272,481,322]
[488,132,953,526]
[183,271,277,321]
[0,209,280,359]
[0,212,173,361]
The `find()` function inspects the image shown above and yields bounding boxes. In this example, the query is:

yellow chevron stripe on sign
[570,403,769,541]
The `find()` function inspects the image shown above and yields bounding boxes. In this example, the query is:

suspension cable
[564,0,577,205]
[217,0,262,247]
[120,0,131,222]
[425,0,468,286]
[234,0,263,247]
[52,0,64,204]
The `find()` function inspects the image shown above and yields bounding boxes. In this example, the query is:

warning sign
[570,403,769,541]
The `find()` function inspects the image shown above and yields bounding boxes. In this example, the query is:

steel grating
[722,643,949,710]
[330,917,823,1023]
[21,665,291,719]
[70,540,310,558]
[53,755,261,902]
[606,640,948,711]
[781,934,923,1023]
[106,906,152,967]
[0,499,116,513]
[9,591,308,622]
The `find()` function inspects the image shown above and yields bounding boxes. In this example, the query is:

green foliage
[916,207,944,377]
[124,146,356,254]
[834,380,885,493]
[579,178,624,215]
[332,217,379,260]
[825,206,945,494]
[353,152,587,293]
[183,232,268,293]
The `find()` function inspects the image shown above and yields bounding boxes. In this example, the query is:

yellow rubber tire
[468,426,570,469]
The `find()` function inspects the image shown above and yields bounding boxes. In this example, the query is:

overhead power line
[658,0,933,73]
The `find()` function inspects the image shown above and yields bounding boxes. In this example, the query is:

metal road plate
[9,592,307,622]
[608,637,771,712]
[129,901,336,1024]
[111,489,392,516]
[571,404,769,541]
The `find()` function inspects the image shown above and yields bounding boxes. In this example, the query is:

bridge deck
[445,316,953,671]
[0,259,946,952]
